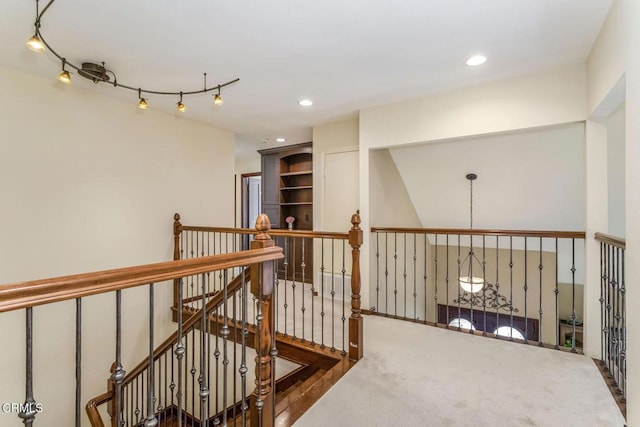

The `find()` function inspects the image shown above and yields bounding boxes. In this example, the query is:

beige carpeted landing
[294,315,625,427]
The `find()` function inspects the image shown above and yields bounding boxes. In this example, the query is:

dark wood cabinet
[259,142,313,282]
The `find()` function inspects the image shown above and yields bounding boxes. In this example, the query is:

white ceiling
[1,0,612,153]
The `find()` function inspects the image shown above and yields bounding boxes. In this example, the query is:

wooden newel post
[349,210,364,361]
[250,214,275,427]
[172,213,182,308]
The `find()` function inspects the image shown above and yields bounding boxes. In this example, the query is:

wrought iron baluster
[620,246,626,401]
[292,237,297,339]
[424,234,428,322]
[341,240,347,355]
[385,232,389,315]
[509,237,514,341]
[538,237,544,346]
[112,290,126,426]
[175,279,185,427]
[331,238,336,351]
[271,259,279,423]
[413,233,417,320]
[232,278,238,424]
[135,376,140,423]
[495,236,500,339]
[610,246,618,376]
[190,328,195,427]
[240,268,249,426]
[456,235,461,330]
[599,242,605,359]
[284,236,289,337]
[145,283,157,427]
[200,273,209,426]
[213,306,221,425]
[301,237,307,343]
[320,238,325,348]
[376,232,380,313]
[556,238,560,349]
[403,233,407,318]
[75,298,82,427]
[221,270,231,427]
[310,238,315,346]
[524,237,529,343]
[394,233,398,317]
[18,307,37,426]
[481,235,486,336]
[615,247,623,396]
[570,238,576,353]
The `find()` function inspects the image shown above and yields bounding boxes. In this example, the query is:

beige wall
[0,65,234,426]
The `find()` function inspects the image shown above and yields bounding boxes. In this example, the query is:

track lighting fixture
[25,0,238,111]
[57,58,71,84]
[26,34,45,53]
[137,89,148,110]
[177,93,187,113]
[213,86,224,106]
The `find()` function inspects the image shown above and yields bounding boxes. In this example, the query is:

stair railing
[0,224,282,427]
[173,211,364,362]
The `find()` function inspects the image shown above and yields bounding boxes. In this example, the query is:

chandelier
[458,173,484,293]
[25,0,239,111]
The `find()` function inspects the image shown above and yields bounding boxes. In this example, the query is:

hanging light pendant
[26,34,45,52]
[459,173,484,294]
[176,92,187,113]
[137,88,148,109]
[213,86,224,106]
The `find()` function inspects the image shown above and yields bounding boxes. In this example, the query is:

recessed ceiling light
[466,55,487,66]
[276,138,286,143]
[298,99,313,107]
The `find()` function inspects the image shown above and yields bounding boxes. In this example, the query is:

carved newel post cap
[351,211,361,229]
[174,213,181,221]
[255,214,272,240]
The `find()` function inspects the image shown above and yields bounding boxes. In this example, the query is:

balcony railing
[370,226,586,352]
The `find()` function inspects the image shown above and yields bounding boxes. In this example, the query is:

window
[493,326,525,340]
[448,318,475,330]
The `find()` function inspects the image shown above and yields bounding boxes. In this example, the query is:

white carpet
[294,315,625,427]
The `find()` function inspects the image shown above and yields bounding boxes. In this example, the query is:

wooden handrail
[371,227,585,239]
[0,247,282,313]
[182,225,349,240]
[121,267,249,388]
[86,391,112,427]
[595,232,626,249]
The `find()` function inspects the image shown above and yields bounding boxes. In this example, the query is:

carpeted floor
[294,315,625,427]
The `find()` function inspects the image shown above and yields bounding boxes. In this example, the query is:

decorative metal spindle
[283,237,289,337]
[213,307,221,425]
[605,244,612,371]
[615,247,623,393]
[570,238,576,352]
[112,290,126,426]
[384,233,389,314]
[342,240,347,355]
[292,237,297,339]
[509,237,514,341]
[538,237,544,346]
[301,237,307,343]
[424,234,428,322]
[141,371,145,424]
[481,236,486,336]
[320,238,325,348]
[255,266,264,426]
[493,236,500,338]
[524,237,528,343]
[456,235,461,330]
[164,351,168,425]
[271,260,279,422]
[310,240,315,346]
[331,238,336,351]
[556,239,561,349]
[75,298,82,427]
[170,343,175,410]
[621,247,626,400]
[413,233,417,320]
[222,270,231,427]
[599,242,605,359]
[175,279,185,427]
[610,247,617,374]
[240,268,249,426]
[403,233,407,318]
[145,283,158,427]
[376,232,380,313]
[18,307,37,426]
[232,282,238,423]
[200,273,209,425]
[394,233,398,316]
[190,329,195,427]
[135,376,140,423]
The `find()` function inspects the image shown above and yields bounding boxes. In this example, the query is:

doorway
[241,173,262,249]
